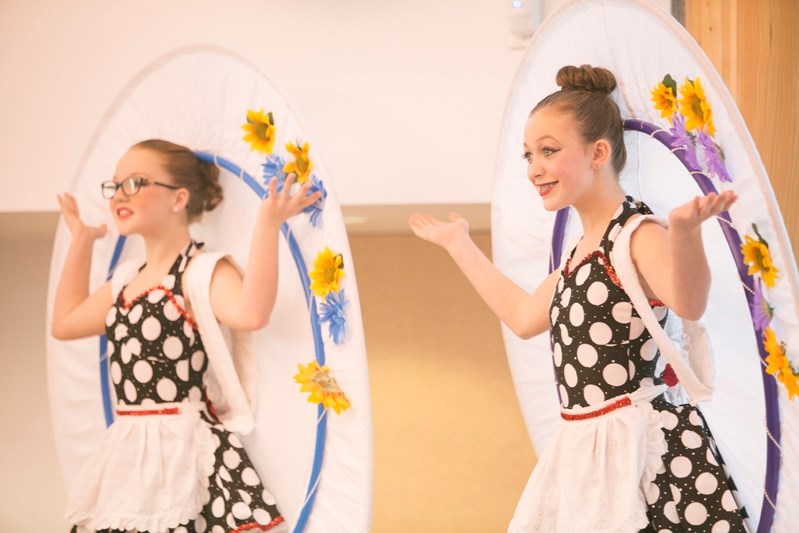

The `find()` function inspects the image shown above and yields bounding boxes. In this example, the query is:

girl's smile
[535,181,558,196]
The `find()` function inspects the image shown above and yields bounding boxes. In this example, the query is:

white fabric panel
[46,46,372,532]
[492,1,799,530]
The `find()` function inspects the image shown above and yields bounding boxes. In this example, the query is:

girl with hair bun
[53,139,319,532]
[410,65,749,531]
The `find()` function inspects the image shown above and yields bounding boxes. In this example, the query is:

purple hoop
[546,118,779,532]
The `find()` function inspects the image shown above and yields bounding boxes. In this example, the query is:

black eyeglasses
[101,176,180,199]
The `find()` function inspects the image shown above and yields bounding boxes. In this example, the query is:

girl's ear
[173,188,190,213]
[592,139,611,169]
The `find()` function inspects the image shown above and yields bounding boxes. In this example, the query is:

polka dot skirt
[550,199,749,532]
[71,241,283,533]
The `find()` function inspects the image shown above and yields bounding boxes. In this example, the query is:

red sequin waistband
[116,407,180,416]
[561,396,632,421]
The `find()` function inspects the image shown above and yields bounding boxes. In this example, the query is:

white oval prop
[46,46,373,532]
[492,1,799,531]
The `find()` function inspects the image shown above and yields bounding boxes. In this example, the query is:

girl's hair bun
[556,64,617,95]
[530,64,626,174]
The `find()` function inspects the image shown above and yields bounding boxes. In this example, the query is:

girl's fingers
[283,173,297,192]
[58,193,73,209]
[410,213,441,230]
[58,193,80,218]
[298,191,321,209]
[408,213,429,230]
[409,213,428,226]
[721,191,738,211]
[695,191,736,221]
[296,182,313,202]
[699,196,715,217]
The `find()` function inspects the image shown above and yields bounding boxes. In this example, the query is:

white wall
[0,0,527,212]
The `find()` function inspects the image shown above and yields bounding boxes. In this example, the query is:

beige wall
[0,213,67,529]
[351,232,534,531]
[0,214,533,531]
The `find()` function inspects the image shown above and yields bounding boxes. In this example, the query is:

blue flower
[319,290,349,345]
[696,129,733,183]
[262,155,288,192]
[263,157,327,226]
[303,174,328,228]
[668,113,700,171]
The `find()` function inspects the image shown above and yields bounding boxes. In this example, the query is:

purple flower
[319,290,349,345]
[751,277,773,331]
[696,130,733,183]
[668,114,700,170]
[304,174,328,228]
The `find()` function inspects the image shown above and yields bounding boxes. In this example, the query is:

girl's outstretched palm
[57,193,107,241]
[408,212,470,252]
[669,190,737,232]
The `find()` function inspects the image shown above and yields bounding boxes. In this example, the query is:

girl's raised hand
[669,190,737,232]
[408,212,470,252]
[261,173,322,229]
[57,193,107,241]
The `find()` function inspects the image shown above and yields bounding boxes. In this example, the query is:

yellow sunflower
[741,234,780,288]
[309,247,345,297]
[764,328,799,399]
[241,109,276,154]
[294,361,351,414]
[283,141,312,184]
[679,77,716,136]
[651,82,678,121]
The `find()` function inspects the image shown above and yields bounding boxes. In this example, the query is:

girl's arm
[51,193,113,340]
[210,175,322,331]
[631,191,737,320]
[409,212,559,339]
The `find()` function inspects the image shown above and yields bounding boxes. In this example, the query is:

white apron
[65,402,216,532]
[508,386,668,533]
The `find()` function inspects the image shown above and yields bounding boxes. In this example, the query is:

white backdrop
[0,0,674,213]
[0,0,523,211]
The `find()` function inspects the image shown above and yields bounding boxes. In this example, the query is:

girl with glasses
[53,139,319,532]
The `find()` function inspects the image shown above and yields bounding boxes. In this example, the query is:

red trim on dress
[116,407,180,416]
[119,285,198,330]
[561,396,632,421]
[564,251,668,309]
[231,516,285,532]
[563,250,623,289]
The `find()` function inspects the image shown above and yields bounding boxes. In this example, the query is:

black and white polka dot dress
[550,198,748,532]
[69,241,283,533]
